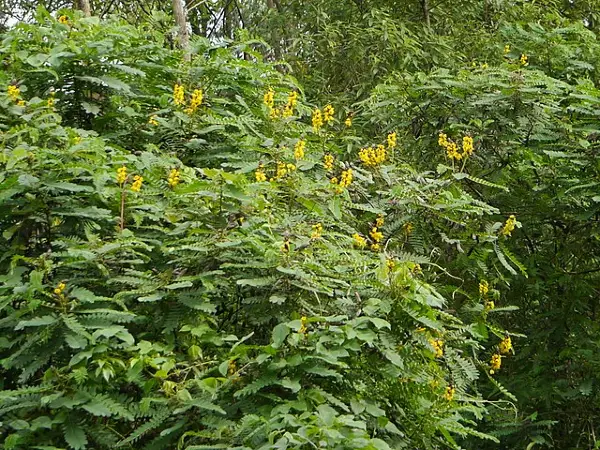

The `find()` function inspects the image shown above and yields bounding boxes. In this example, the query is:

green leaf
[64,425,87,450]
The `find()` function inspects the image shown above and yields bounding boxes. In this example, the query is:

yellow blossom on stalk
[54,282,66,296]
[386,258,396,271]
[173,83,185,106]
[412,264,422,275]
[282,91,298,117]
[359,145,387,167]
[299,316,308,334]
[444,386,455,401]
[330,177,339,185]
[500,214,517,236]
[462,136,474,157]
[263,87,275,109]
[376,215,385,228]
[499,336,512,354]
[311,223,323,239]
[275,161,290,179]
[445,141,461,160]
[402,222,414,235]
[116,166,127,185]
[312,108,323,131]
[479,280,489,297]
[7,85,20,101]
[438,132,448,147]
[370,227,383,243]
[490,354,502,374]
[168,168,181,187]
[504,44,510,54]
[323,154,334,171]
[430,339,444,358]
[338,169,353,188]
[345,116,352,127]
[353,233,366,248]
[17,100,26,107]
[185,89,203,114]
[323,104,334,123]
[269,107,280,119]
[47,97,55,108]
[281,238,291,253]
[149,115,159,126]
[387,131,397,150]
[255,164,267,182]
[370,243,380,252]
[58,15,69,24]
[485,300,495,311]
[131,175,143,192]
[520,54,529,66]
[294,140,306,160]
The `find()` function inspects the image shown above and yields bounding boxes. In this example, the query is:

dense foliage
[2,1,600,449]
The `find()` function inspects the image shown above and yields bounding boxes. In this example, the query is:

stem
[120,187,126,231]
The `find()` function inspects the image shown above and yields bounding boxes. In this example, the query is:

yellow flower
[387,131,397,150]
[281,238,291,253]
[311,223,323,239]
[17,100,26,107]
[520,54,529,66]
[168,168,181,187]
[54,282,66,295]
[438,132,448,147]
[282,91,298,117]
[462,136,474,157]
[376,215,384,228]
[444,386,455,401]
[323,104,334,123]
[7,85,20,101]
[116,166,127,185]
[58,15,69,24]
[429,339,444,358]
[485,300,495,311]
[255,164,267,182]
[276,161,287,179]
[359,145,387,167]
[173,83,185,106]
[353,233,366,248]
[286,163,296,172]
[345,116,352,127]
[386,259,396,271]
[299,316,308,334]
[263,87,275,109]
[185,89,203,114]
[47,97,55,108]
[370,243,380,252]
[312,108,323,131]
[330,177,338,184]
[131,175,143,192]
[479,280,489,297]
[412,264,422,275]
[499,336,512,354]
[323,154,334,171]
[500,214,517,236]
[490,354,502,374]
[339,169,353,188]
[402,222,414,235]
[149,115,159,126]
[370,227,383,243]
[294,140,306,160]
[504,44,510,54]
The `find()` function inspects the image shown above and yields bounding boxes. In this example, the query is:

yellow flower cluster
[58,15,69,24]
[17,100,26,107]
[274,161,296,180]
[499,336,512,354]
[500,214,517,236]
[323,154,334,171]
[439,132,475,161]
[7,85,20,101]
[283,91,298,118]
[131,175,143,192]
[168,169,181,188]
[485,299,495,310]
[263,88,275,109]
[369,227,383,244]
[255,163,267,182]
[54,282,66,296]
[520,54,529,66]
[387,131,397,150]
[338,168,353,187]
[281,237,291,253]
[149,115,159,126]
[430,339,444,358]
[116,166,127,185]
[504,44,510,54]
[185,89,203,114]
[376,214,384,228]
[312,108,323,131]
[386,258,395,271]
[299,316,308,334]
[173,84,185,106]
[490,354,502,374]
[345,116,352,127]
[353,233,367,248]
[323,104,334,123]
[359,145,387,167]
[444,386,455,401]
[479,280,489,296]
[294,140,306,160]
[47,95,55,108]
[311,223,323,239]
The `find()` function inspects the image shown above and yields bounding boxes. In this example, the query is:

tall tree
[172,0,190,60]
[75,0,91,16]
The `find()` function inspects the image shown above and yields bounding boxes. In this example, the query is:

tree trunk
[421,0,430,28]
[172,0,191,61]
[76,0,91,16]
